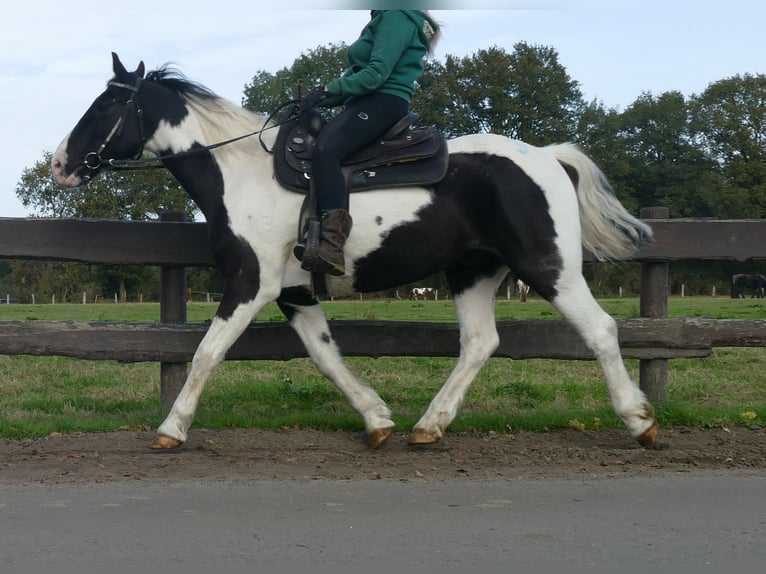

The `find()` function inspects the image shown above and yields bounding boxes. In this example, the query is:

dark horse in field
[732,273,766,298]
[51,53,659,450]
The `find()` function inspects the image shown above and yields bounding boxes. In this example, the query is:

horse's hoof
[150,434,183,450]
[408,428,440,445]
[369,426,395,449]
[636,421,660,447]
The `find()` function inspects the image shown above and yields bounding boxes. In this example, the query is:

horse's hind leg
[277,287,395,448]
[551,273,659,445]
[410,267,509,445]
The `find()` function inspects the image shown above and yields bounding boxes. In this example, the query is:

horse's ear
[112,52,128,78]
[135,61,145,79]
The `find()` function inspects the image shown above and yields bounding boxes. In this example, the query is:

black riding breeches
[312,92,408,214]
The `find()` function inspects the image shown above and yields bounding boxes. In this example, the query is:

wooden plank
[0,218,214,266]
[2,217,765,266]
[585,219,766,263]
[0,318,762,363]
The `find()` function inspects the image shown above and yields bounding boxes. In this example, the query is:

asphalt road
[1,473,765,568]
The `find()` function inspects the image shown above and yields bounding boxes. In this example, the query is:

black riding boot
[299,209,353,276]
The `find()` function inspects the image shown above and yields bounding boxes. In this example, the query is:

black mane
[145,65,218,99]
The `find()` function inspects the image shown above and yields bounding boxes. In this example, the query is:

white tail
[548,143,653,261]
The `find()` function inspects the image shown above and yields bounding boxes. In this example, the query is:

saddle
[273,111,448,194]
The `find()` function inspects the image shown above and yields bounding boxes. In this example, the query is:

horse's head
[52,53,147,187]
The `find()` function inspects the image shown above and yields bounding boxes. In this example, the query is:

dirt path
[2,425,765,484]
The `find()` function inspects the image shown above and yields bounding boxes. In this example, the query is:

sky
[1,0,763,218]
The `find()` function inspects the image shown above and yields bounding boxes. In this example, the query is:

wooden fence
[1,207,765,410]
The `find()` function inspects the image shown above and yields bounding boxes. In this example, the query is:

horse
[51,53,659,450]
[732,273,766,298]
[412,287,435,300]
[516,279,530,302]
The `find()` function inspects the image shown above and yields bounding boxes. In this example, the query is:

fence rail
[1,216,764,265]
[1,209,765,409]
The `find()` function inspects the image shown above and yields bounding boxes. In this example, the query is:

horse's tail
[547,143,653,261]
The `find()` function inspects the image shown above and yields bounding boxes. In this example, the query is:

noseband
[81,77,146,182]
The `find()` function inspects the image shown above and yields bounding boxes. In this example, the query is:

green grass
[0,296,764,438]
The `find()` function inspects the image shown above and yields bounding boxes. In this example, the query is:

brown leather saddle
[273,111,448,195]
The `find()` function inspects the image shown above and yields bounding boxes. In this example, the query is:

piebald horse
[412,287,436,300]
[51,53,659,450]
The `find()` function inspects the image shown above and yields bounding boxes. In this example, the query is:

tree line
[6,41,765,302]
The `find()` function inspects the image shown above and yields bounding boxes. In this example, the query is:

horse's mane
[144,65,274,151]
[145,65,218,99]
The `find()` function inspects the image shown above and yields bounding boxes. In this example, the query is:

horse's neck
[145,94,273,157]
[145,103,282,221]
[144,111,206,157]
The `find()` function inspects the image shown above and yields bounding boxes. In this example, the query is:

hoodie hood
[401,10,439,49]
[372,10,439,51]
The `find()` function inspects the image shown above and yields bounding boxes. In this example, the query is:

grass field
[0,296,764,438]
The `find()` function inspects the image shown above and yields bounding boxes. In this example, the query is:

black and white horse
[51,54,659,450]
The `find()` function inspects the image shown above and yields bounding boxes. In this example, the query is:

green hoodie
[324,10,438,105]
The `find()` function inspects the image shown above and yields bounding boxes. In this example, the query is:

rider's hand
[298,86,327,115]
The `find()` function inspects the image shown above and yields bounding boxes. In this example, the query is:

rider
[296,9,441,276]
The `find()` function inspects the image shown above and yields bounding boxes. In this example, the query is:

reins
[86,82,299,175]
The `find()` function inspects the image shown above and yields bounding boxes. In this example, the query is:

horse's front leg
[151,295,269,449]
[277,287,395,448]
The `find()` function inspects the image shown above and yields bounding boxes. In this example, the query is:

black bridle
[80,75,300,180]
[81,78,146,182]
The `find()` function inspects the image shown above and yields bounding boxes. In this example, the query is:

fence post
[639,207,670,403]
[160,211,188,413]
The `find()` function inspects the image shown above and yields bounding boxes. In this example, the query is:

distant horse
[412,287,436,300]
[516,279,530,302]
[732,273,766,298]
[51,53,658,450]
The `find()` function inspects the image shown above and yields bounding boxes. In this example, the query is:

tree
[17,153,196,220]
[242,43,348,115]
[618,91,719,217]
[689,74,766,218]
[414,44,583,143]
[411,58,467,137]
[575,100,636,209]
[8,259,98,304]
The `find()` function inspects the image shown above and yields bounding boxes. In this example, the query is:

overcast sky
[1,0,763,217]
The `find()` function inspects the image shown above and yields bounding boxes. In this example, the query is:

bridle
[79,75,300,181]
[81,77,146,183]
